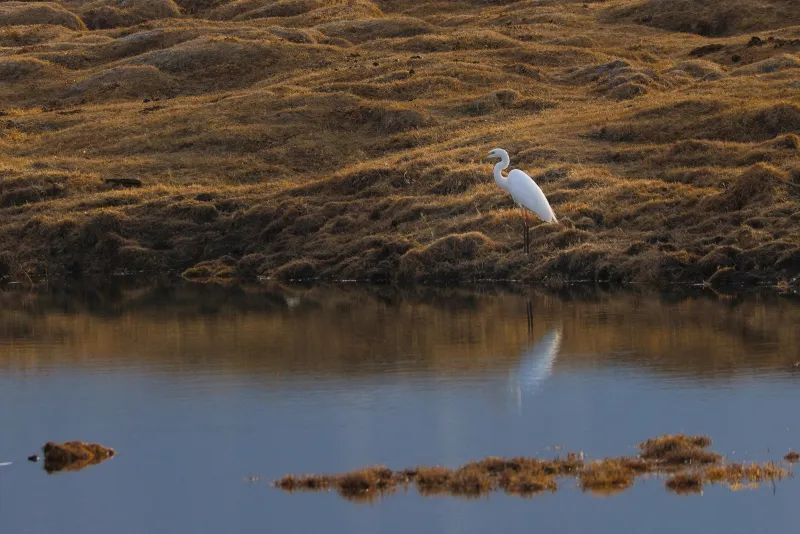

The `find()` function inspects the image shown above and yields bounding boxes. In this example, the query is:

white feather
[507,169,558,223]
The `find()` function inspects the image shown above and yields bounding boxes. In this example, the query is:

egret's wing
[507,169,557,223]
[516,328,562,392]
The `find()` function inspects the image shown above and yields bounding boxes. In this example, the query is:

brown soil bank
[275,434,793,501]
[0,1,798,290]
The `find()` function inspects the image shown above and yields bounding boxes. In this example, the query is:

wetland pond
[1,284,799,534]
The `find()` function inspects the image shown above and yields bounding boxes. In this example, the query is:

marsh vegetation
[41,441,115,473]
[276,434,792,501]
[0,0,797,288]
[2,284,799,533]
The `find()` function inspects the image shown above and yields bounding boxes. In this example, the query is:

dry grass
[276,434,794,501]
[639,434,721,467]
[702,462,789,489]
[0,0,798,289]
[578,459,637,495]
[42,440,115,473]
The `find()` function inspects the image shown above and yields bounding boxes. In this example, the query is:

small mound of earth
[398,232,500,283]
[67,65,177,102]
[0,2,86,31]
[608,0,800,37]
[79,0,182,29]
[594,100,800,143]
[395,29,517,53]
[317,15,432,44]
[561,59,665,100]
[732,54,800,75]
[669,60,726,80]
[125,36,285,84]
[0,57,61,81]
[211,0,382,23]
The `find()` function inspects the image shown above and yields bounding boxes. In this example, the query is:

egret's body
[487,148,557,252]
[506,170,557,224]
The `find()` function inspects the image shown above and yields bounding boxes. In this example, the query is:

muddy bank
[276,435,792,501]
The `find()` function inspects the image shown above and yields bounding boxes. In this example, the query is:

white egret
[486,148,558,253]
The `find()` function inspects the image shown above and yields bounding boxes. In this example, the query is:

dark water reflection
[0,284,798,534]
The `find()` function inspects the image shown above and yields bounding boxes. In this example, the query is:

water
[1,284,798,534]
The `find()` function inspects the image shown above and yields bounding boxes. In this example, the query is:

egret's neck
[493,153,510,187]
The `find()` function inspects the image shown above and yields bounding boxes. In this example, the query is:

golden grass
[639,434,721,467]
[42,441,115,473]
[276,434,794,501]
[0,0,797,289]
[578,459,637,495]
[702,462,789,490]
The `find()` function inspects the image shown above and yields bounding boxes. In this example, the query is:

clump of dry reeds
[42,441,115,473]
[638,434,721,467]
[275,434,794,501]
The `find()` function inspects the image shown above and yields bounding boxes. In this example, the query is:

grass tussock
[0,0,798,290]
[42,441,115,473]
[0,2,86,31]
[80,0,181,29]
[608,0,800,36]
[578,459,636,495]
[275,435,794,501]
[500,471,558,496]
[639,434,721,467]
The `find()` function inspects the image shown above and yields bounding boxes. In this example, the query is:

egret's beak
[485,152,497,162]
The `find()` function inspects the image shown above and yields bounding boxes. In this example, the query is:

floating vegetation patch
[275,435,792,501]
[42,441,115,473]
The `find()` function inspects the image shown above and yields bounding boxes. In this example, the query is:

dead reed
[275,434,794,501]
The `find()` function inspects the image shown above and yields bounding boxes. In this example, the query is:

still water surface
[0,284,799,533]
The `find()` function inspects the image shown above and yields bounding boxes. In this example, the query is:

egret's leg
[519,207,527,253]
[523,210,530,254]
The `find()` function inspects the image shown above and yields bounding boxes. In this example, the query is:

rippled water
[0,284,798,533]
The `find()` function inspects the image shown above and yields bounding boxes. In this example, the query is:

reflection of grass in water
[275,434,793,502]
[2,284,800,384]
[665,472,704,495]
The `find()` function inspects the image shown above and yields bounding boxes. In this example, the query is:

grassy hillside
[0,0,798,289]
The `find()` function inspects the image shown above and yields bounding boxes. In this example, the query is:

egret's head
[486,148,506,162]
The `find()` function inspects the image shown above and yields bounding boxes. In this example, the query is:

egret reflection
[510,327,562,409]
